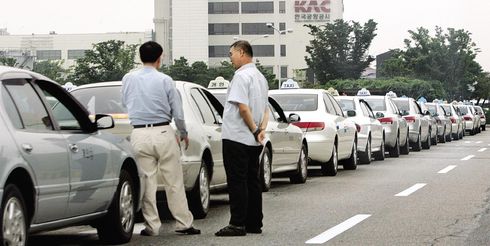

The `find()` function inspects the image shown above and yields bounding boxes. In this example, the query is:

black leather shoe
[246,227,262,234]
[140,229,157,236]
[215,225,246,236]
[175,227,201,235]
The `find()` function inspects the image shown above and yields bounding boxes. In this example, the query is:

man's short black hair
[230,40,253,57]
[139,41,163,63]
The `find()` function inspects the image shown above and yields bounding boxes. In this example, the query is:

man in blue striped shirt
[122,41,199,236]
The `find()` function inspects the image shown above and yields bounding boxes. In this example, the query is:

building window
[209,46,230,58]
[280,45,286,57]
[279,23,286,34]
[279,1,286,13]
[209,23,239,35]
[36,50,61,60]
[281,66,288,78]
[241,2,274,14]
[67,49,87,60]
[252,45,274,57]
[242,23,274,35]
[208,2,239,14]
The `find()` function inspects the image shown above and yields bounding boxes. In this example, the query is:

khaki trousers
[130,125,193,234]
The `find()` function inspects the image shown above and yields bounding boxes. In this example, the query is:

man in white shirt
[122,41,199,236]
[215,40,269,236]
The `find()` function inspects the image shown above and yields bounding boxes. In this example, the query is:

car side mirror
[375,112,385,118]
[346,110,356,117]
[95,114,115,129]
[288,113,301,123]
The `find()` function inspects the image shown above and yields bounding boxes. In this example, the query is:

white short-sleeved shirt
[222,63,269,146]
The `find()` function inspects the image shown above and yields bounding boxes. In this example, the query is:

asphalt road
[28,130,490,246]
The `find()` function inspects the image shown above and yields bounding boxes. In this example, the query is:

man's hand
[181,136,189,150]
[257,130,266,145]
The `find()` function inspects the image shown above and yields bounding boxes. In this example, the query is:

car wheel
[422,129,431,149]
[0,184,27,246]
[446,128,452,142]
[482,125,486,131]
[359,136,371,164]
[389,135,400,157]
[400,133,410,155]
[97,169,135,244]
[188,161,210,219]
[290,143,308,184]
[260,147,272,192]
[373,137,385,161]
[431,128,438,145]
[440,127,447,143]
[322,144,338,176]
[343,140,358,170]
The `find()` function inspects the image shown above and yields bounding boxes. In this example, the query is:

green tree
[0,56,18,67]
[161,57,193,82]
[305,19,377,83]
[32,60,68,83]
[69,40,137,84]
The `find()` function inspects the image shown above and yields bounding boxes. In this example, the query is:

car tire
[97,169,135,244]
[389,135,400,158]
[373,137,385,161]
[0,184,28,246]
[343,140,358,170]
[290,143,308,184]
[482,125,486,131]
[260,147,272,192]
[322,144,338,176]
[400,133,410,155]
[188,161,210,219]
[412,132,422,151]
[359,136,371,164]
[439,127,447,143]
[422,130,431,149]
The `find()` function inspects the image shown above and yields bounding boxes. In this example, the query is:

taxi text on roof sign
[280,79,300,89]
[208,76,230,89]
[357,88,371,96]
[385,91,397,98]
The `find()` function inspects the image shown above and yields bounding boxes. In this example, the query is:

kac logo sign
[294,0,331,23]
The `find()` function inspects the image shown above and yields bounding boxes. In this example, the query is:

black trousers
[223,139,263,228]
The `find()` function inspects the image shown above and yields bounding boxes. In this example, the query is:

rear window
[426,104,438,115]
[392,100,409,111]
[270,94,318,111]
[71,86,126,114]
[441,105,452,115]
[362,98,386,111]
[213,93,226,106]
[458,106,469,114]
[474,107,483,113]
[338,99,355,111]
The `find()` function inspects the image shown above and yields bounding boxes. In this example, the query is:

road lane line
[461,155,475,161]
[476,141,483,144]
[305,214,371,244]
[465,141,472,144]
[438,165,457,174]
[395,183,427,197]
[478,148,487,152]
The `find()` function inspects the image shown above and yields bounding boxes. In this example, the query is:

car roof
[0,65,55,83]
[269,88,323,95]
[71,80,200,91]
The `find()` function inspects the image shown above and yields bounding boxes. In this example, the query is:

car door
[37,80,115,217]
[266,98,290,166]
[1,78,70,223]
[361,100,383,147]
[324,93,351,158]
[189,88,224,186]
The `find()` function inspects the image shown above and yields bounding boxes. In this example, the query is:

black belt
[133,122,169,128]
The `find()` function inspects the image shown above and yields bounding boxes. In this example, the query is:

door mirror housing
[346,110,356,117]
[288,113,301,123]
[95,114,115,129]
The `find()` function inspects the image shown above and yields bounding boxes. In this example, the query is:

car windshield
[71,86,126,114]
[270,94,318,111]
[338,99,355,111]
[362,98,386,111]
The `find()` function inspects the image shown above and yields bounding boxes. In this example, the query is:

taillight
[355,123,361,132]
[378,117,394,124]
[403,115,416,123]
[450,117,456,123]
[292,122,325,132]
[481,114,486,119]
[463,116,472,121]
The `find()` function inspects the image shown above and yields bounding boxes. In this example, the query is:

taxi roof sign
[280,79,300,89]
[208,76,230,89]
[386,91,397,98]
[357,88,371,96]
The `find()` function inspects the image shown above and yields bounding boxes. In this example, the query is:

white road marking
[438,165,457,174]
[465,141,472,144]
[461,155,475,161]
[476,141,483,144]
[478,148,487,152]
[305,214,371,244]
[395,183,427,197]
[80,223,146,235]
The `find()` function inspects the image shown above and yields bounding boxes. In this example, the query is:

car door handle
[21,143,33,153]
[69,144,79,153]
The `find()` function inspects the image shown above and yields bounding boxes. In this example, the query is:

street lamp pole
[266,22,293,89]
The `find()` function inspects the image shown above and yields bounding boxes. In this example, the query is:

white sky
[1,0,489,71]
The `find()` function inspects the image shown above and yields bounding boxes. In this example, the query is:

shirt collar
[235,63,256,73]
